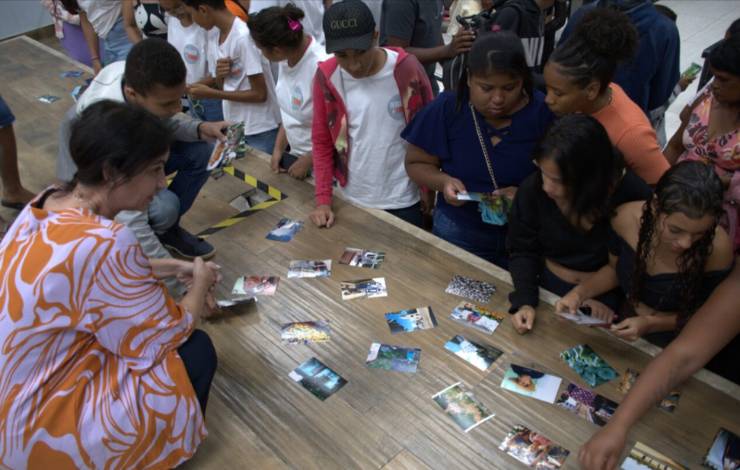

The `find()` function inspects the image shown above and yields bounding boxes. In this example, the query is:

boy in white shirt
[160,0,223,121]
[183,0,281,154]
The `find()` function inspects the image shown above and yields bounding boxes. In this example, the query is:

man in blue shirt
[560,0,680,115]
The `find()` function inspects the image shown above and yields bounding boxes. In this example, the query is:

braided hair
[630,161,724,328]
[548,8,637,93]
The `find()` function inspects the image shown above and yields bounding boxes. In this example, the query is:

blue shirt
[401,90,555,229]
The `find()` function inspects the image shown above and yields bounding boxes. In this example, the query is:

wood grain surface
[2,36,738,470]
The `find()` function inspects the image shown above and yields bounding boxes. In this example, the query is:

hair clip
[287,18,302,32]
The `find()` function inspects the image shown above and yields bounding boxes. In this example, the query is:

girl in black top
[507,114,652,334]
[558,161,734,345]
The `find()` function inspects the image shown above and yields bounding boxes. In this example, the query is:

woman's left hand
[493,186,517,200]
[177,260,222,289]
[610,316,652,341]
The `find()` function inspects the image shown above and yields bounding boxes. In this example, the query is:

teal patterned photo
[560,344,618,388]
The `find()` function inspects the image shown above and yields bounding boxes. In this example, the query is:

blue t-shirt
[401,90,555,229]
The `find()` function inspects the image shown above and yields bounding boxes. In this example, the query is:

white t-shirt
[248,0,278,13]
[210,18,280,135]
[277,0,326,46]
[78,0,121,38]
[168,19,209,84]
[276,37,327,156]
[337,49,419,209]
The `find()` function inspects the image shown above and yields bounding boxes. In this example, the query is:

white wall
[0,1,53,40]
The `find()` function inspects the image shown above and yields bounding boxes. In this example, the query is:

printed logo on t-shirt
[387,95,404,120]
[184,44,201,64]
[291,85,303,111]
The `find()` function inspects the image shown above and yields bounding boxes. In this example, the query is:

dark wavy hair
[69,100,172,187]
[533,114,625,230]
[630,161,724,327]
[247,3,305,50]
[456,31,533,110]
[548,8,638,92]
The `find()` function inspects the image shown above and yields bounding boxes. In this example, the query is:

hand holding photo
[280,320,331,344]
[432,382,495,433]
[555,383,618,426]
[555,307,610,327]
[704,428,740,470]
[498,425,570,469]
[287,260,332,278]
[560,344,618,388]
[289,357,347,401]
[232,275,279,297]
[365,343,420,373]
[449,301,504,334]
[339,247,386,269]
[445,275,496,304]
[621,441,686,470]
[207,122,248,170]
[266,218,304,242]
[384,307,437,334]
[340,278,387,300]
[444,335,502,371]
[500,364,562,404]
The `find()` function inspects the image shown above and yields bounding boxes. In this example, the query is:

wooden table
[2,35,739,470]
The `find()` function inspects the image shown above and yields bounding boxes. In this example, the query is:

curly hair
[629,161,725,328]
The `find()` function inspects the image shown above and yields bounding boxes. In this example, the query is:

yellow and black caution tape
[196,165,287,238]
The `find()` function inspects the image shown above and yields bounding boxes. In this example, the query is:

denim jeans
[148,189,180,234]
[102,17,133,64]
[167,140,213,216]
[432,208,509,269]
[245,127,279,155]
[189,97,224,122]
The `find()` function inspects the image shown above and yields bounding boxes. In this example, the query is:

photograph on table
[232,275,279,297]
[339,247,385,269]
[621,441,687,470]
[619,368,681,412]
[500,364,562,404]
[704,428,740,470]
[365,342,421,373]
[289,357,347,401]
[445,275,496,304]
[449,301,505,335]
[444,335,503,371]
[560,344,619,388]
[340,278,388,300]
[432,382,495,433]
[384,307,437,334]
[266,218,304,242]
[287,260,332,278]
[498,425,570,469]
[280,320,331,345]
[555,383,618,426]
[207,122,247,170]
[216,296,255,308]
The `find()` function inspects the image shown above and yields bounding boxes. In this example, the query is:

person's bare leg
[0,124,34,205]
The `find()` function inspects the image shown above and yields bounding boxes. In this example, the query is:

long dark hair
[630,161,724,326]
[533,114,625,229]
[456,31,533,111]
[247,3,305,50]
[548,8,637,93]
[69,100,172,187]
[709,34,740,77]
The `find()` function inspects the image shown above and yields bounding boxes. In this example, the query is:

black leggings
[177,329,217,413]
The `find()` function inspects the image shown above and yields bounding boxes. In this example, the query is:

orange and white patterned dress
[0,196,206,469]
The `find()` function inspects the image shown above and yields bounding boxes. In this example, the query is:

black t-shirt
[489,0,546,73]
[507,170,652,311]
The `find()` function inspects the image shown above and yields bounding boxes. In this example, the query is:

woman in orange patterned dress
[0,100,219,469]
